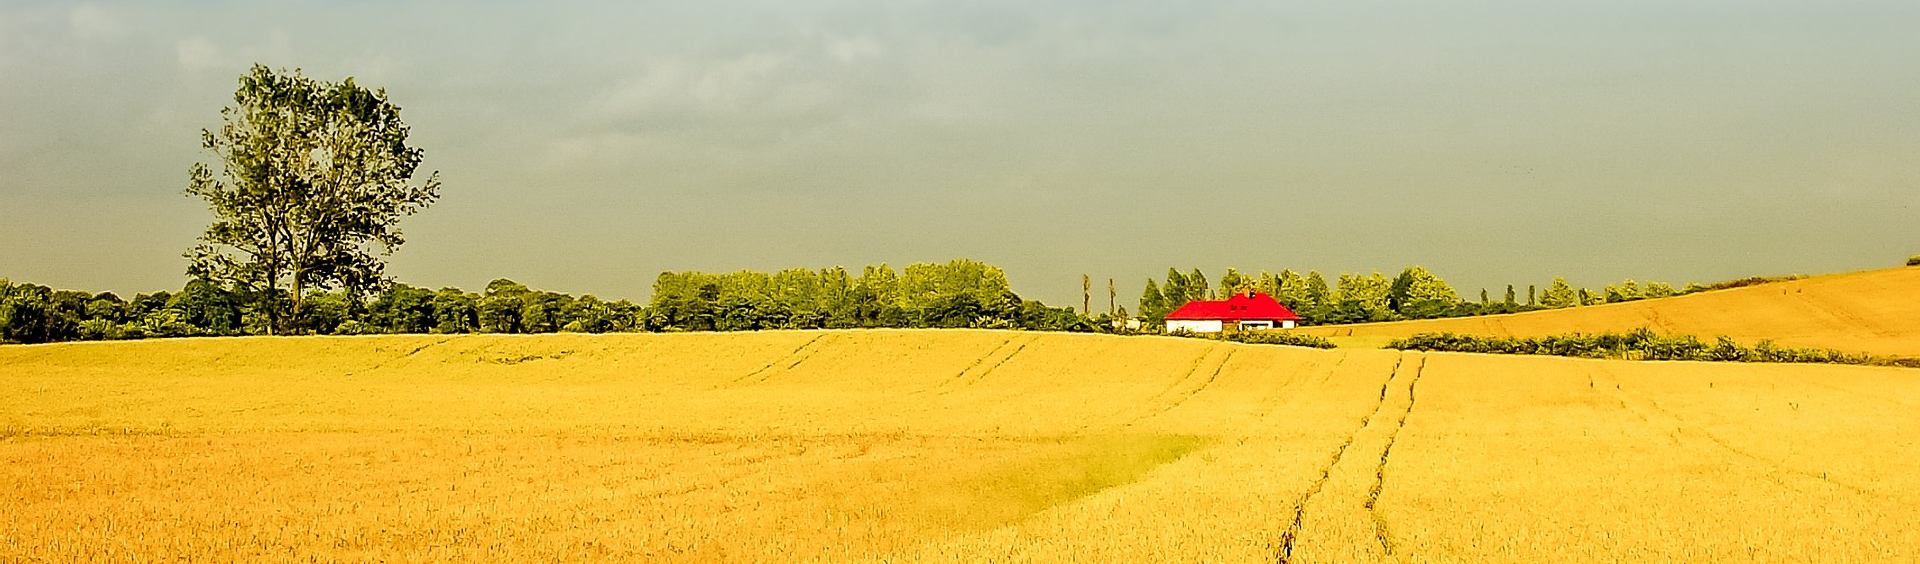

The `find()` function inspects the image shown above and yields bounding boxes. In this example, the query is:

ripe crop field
[4,330,1919,562]
[1301,266,1920,357]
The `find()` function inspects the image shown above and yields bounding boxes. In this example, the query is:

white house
[1164,291,1302,333]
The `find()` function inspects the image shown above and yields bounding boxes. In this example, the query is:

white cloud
[69,4,124,41]
[176,36,221,70]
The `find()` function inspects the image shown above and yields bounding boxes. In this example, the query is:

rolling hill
[1300,266,1920,356]
[5,330,1920,562]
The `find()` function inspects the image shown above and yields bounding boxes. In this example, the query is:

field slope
[1301,266,1920,356]
[4,330,1919,562]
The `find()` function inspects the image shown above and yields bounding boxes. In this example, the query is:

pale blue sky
[3,1,1917,306]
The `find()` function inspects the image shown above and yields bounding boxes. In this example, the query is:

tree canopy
[185,65,441,334]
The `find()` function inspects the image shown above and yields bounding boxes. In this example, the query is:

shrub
[1170,329,1336,349]
[1908,255,1920,267]
[1386,329,1920,368]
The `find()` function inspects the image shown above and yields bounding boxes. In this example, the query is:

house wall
[1167,319,1224,333]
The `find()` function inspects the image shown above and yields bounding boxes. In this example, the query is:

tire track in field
[1127,349,1238,425]
[1587,365,1883,498]
[1365,357,1425,560]
[1072,345,1222,432]
[934,336,1034,394]
[1242,353,1346,430]
[721,335,827,387]
[1273,354,1404,564]
[911,337,1018,395]
[1107,345,1226,427]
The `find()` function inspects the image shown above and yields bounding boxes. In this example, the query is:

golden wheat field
[1301,266,1920,357]
[4,330,1919,563]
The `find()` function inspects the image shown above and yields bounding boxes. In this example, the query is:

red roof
[1165,291,1301,321]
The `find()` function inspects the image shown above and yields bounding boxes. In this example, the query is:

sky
[2,0,1917,308]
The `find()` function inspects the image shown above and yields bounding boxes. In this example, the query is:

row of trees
[0,277,647,343]
[1137,266,1703,327]
[0,260,1092,345]
[648,260,1086,331]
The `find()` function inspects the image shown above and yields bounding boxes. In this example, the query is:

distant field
[1301,266,1920,356]
[5,331,1919,562]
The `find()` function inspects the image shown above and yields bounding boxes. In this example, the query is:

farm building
[1165,291,1302,333]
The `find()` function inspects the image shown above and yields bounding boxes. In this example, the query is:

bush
[1386,328,1920,368]
[1171,329,1336,349]
[1908,255,1920,267]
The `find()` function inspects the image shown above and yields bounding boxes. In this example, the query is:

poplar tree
[1162,269,1189,310]
[1187,268,1210,302]
[1140,279,1166,321]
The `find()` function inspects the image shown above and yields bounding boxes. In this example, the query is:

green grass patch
[909,434,1208,530]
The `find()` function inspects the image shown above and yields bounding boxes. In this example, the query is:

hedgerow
[1170,329,1337,349]
[1386,328,1920,368]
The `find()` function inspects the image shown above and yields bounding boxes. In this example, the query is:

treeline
[0,260,1091,345]
[646,260,1086,331]
[1137,266,1770,327]
[1386,329,1920,368]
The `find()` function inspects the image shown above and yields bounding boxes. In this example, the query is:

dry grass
[1300,266,1920,356]
[4,330,1919,562]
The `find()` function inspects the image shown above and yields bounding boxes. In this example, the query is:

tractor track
[1273,354,1407,564]
[721,334,826,387]
[1365,357,1425,560]
[946,336,1034,391]
[1130,349,1237,424]
[913,337,1017,395]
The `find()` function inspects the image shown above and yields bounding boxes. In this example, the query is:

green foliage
[1161,268,1189,313]
[1910,255,1920,267]
[1541,277,1579,308]
[185,65,441,334]
[1386,329,1920,368]
[645,260,1062,332]
[1203,330,1336,349]
[1138,279,1167,323]
[1218,268,1246,296]
[1387,266,1457,314]
[1332,272,1394,321]
[1186,268,1210,303]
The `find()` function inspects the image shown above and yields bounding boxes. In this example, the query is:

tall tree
[1187,268,1210,302]
[1107,278,1116,317]
[1541,278,1578,308]
[1275,269,1308,309]
[1162,269,1190,310]
[1387,266,1458,313]
[1303,271,1332,313]
[185,65,441,334]
[1082,274,1091,316]
[1219,268,1245,296]
[1140,279,1166,321]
